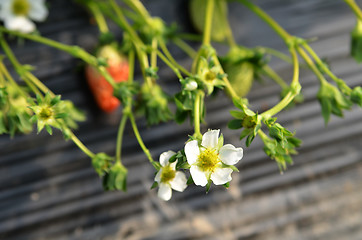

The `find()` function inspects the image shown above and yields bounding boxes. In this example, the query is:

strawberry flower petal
[219,144,243,165]
[210,167,233,185]
[201,129,220,149]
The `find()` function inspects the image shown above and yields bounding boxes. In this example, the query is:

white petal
[190,165,208,187]
[201,129,220,149]
[154,169,162,183]
[158,183,172,201]
[185,140,200,165]
[211,167,233,185]
[5,16,35,33]
[28,0,48,22]
[170,172,187,192]
[159,150,176,167]
[219,144,243,165]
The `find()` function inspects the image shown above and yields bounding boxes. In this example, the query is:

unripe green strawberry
[85,45,129,113]
[189,0,228,42]
[224,61,254,97]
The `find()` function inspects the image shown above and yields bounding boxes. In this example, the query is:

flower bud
[351,19,362,63]
[185,80,198,91]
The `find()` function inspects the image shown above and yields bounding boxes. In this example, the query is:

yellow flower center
[160,165,176,183]
[204,70,216,82]
[12,0,30,16]
[39,107,53,120]
[197,148,219,172]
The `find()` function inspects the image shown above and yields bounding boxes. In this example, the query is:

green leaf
[228,119,243,129]
[175,109,188,124]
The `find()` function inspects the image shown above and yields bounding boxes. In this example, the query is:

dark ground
[1,0,362,239]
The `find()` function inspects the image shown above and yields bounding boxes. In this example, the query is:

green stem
[344,0,362,20]
[0,60,27,97]
[0,36,43,96]
[69,132,95,158]
[128,49,135,83]
[156,49,183,79]
[301,43,347,88]
[158,39,192,76]
[123,0,150,23]
[88,2,109,33]
[151,38,158,68]
[239,0,291,43]
[296,46,328,85]
[256,46,292,63]
[128,111,155,164]
[211,55,239,100]
[0,27,117,88]
[261,48,300,119]
[107,0,153,87]
[219,0,237,47]
[193,91,203,138]
[262,65,288,89]
[203,0,215,45]
[115,113,128,163]
[172,38,197,58]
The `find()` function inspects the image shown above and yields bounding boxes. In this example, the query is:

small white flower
[185,129,243,187]
[154,150,187,201]
[0,0,48,33]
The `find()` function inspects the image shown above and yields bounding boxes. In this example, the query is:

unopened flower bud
[185,80,198,91]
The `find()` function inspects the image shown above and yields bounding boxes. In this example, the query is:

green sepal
[102,163,128,192]
[221,163,239,172]
[151,181,159,189]
[228,119,243,129]
[205,180,211,193]
[152,161,162,171]
[187,175,194,185]
[45,124,53,135]
[351,86,362,107]
[91,152,113,177]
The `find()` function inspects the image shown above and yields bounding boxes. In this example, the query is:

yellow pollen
[160,165,176,183]
[197,148,219,172]
[12,0,30,16]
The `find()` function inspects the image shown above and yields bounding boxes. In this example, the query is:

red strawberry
[85,45,129,113]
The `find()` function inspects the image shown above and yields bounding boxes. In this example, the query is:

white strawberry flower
[0,0,48,33]
[154,150,187,201]
[185,129,243,187]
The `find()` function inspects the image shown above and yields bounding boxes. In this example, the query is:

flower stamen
[160,165,176,183]
[12,0,30,16]
[197,148,219,172]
